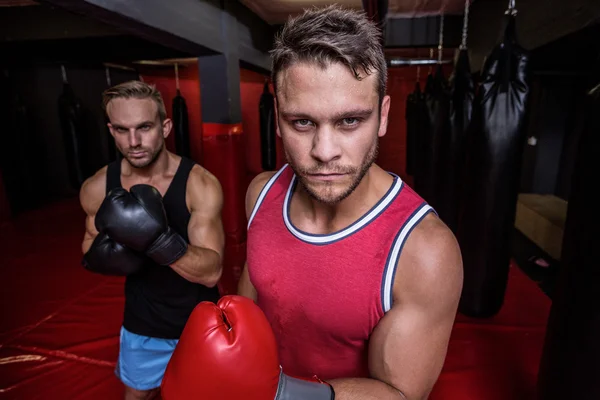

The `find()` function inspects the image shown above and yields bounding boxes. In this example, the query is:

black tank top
[106,157,220,339]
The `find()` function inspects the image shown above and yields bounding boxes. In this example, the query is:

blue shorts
[114,326,179,391]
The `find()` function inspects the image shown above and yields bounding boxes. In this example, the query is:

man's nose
[128,129,141,147]
[310,127,342,164]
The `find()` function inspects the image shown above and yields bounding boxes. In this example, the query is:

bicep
[369,217,463,399]
[187,173,225,259]
[187,208,225,260]
[368,299,457,399]
[237,262,257,301]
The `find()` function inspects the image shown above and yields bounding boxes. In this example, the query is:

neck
[123,148,170,179]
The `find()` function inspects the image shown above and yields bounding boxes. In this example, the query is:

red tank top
[246,165,432,380]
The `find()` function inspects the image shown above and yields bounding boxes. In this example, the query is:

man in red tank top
[231,5,464,399]
[236,5,464,400]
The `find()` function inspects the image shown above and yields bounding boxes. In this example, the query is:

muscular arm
[237,171,275,301]
[328,214,464,400]
[169,167,225,288]
[79,168,107,254]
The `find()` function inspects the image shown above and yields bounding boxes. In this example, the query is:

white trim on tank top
[283,171,404,244]
[247,164,289,230]
[381,203,434,313]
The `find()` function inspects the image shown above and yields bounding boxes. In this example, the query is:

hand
[95,184,188,265]
[82,231,146,276]
[160,295,335,400]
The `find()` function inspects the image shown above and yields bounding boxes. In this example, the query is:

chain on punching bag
[58,66,87,190]
[259,80,277,171]
[436,0,475,233]
[456,4,530,318]
[173,64,191,158]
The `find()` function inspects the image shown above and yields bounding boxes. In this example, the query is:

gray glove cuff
[146,227,188,265]
[275,368,335,400]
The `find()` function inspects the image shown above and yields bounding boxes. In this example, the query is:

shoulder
[79,166,108,216]
[394,213,463,308]
[245,170,278,218]
[187,164,223,212]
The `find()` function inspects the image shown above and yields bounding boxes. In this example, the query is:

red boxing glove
[161,295,334,400]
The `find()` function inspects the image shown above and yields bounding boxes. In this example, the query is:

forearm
[237,265,257,301]
[328,378,407,400]
[170,245,222,287]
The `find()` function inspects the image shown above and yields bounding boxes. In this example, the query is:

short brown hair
[270,5,387,101]
[102,80,167,122]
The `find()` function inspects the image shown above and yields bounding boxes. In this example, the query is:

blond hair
[102,80,167,122]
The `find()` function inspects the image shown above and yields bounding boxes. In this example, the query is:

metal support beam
[40,0,275,71]
[384,15,463,48]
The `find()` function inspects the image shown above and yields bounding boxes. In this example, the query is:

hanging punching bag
[259,81,277,171]
[173,89,191,159]
[413,72,434,199]
[405,81,421,176]
[437,49,475,233]
[58,81,87,190]
[456,10,530,318]
[424,65,451,210]
[537,66,600,400]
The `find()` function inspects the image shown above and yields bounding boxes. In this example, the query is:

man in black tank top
[79,81,224,400]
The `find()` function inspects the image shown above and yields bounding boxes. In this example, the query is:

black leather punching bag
[437,49,475,233]
[537,66,600,400]
[424,65,451,210]
[456,12,530,318]
[58,82,87,190]
[405,81,421,176]
[259,81,277,171]
[413,73,434,199]
[173,89,191,158]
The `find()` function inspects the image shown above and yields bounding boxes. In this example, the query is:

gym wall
[0,64,138,215]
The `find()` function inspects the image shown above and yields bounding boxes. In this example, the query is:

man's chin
[126,157,151,169]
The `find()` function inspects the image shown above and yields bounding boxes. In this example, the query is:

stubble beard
[287,140,379,205]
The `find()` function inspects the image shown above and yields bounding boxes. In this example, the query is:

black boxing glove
[82,232,146,276]
[95,184,188,266]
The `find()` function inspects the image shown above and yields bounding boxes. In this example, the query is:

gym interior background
[0,0,598,398]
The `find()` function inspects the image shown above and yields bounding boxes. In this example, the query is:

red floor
[0,198,551,399]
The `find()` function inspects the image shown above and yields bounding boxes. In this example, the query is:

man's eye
[342,118,359,126]
[294,119,312,128]
[139,125,151,131]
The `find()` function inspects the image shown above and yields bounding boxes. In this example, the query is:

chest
[248,231,389,340]
[120,176,172,197]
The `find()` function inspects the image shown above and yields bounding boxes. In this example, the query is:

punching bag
[58,81,87,190]
[259,81,277,171]
[405,81,421,176]
[413,72,434,199]
[173,89,191,158]
[537,67,600,400]
[436,49,475,233]
[423,65,451,210]
[456,10,530,318]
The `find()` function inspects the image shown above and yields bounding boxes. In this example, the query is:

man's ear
[274,96,281,138]
[107,123,116,138]
[162,118,173,138]
[378,95,391,138]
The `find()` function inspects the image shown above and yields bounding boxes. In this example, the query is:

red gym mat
[0,199,551,399]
